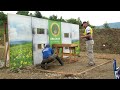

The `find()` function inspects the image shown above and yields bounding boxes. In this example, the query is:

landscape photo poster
[8,14,33,69]
[71,24,80,55]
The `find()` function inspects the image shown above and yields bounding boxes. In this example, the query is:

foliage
[34,11,42,18]
[103,22,110,29]
[16,11,29,16]
[66,17,82,29]
[72,40,80,55]
[0,12,7,26]
[57,16,66,22]
[0,27,5,45]
[0,27,4,36]
[49,15,58,21]
[29,13,33,16]
[67,18,78,24]
[0,11,95,30]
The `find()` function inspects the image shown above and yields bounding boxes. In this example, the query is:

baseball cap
[81,21,87,26]
[45,44,50,48]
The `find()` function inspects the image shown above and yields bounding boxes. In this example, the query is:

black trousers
[41,54,64,66]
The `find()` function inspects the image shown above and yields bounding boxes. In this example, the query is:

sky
[8,14,32,41]
[2,11,120,26]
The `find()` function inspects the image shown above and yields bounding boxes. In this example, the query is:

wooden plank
[39,69,69,75]
[52,44,78,48]
[73,60,112,76]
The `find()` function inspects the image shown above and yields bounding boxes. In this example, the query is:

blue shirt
[42,47,54,59]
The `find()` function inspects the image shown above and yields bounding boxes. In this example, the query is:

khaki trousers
[86,40,95,65]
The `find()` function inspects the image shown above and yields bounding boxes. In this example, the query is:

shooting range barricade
[52,44,79,63]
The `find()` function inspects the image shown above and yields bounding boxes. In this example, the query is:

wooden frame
[52,44,78,63]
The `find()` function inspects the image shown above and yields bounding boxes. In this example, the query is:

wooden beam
[73,60,112,76]
[39,69,67,75]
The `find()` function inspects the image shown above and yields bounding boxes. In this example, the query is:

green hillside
[96,22,120,29]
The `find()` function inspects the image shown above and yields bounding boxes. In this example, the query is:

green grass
[10,42,33,69]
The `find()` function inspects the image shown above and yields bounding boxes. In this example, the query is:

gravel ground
[0,52,119,79]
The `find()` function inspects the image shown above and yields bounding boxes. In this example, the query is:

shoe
[86,63,95,67]
[89,63,95,66]
[44,63,48,70]
[41,65,45,69]
[59,60,64,66]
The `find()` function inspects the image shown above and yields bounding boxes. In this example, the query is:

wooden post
[61,47,63,58]
[69,47,72,63]
[4,22,7,67]
[4,34,6,67]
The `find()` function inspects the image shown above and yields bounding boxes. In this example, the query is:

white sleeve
[86,27,91,34]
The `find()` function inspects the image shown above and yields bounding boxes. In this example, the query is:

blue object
[113,59,117,71]
[42,44,54,59]
[113,59,117,79]
[113,59,120,79]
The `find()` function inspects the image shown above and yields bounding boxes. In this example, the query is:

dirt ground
[0,52,120,79]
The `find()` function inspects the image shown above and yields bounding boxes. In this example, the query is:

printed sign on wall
[48,20,62,47]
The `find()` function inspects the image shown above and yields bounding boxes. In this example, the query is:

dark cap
[81,21,87,26]
[45,44,50,48]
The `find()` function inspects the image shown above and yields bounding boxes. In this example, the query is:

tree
[34,11,42,18]
[58,16,66,22]
[103,22,110,29]
[0,11,7,26]
[29,13,33,16]
[49,15,58,21]
[16,11,29,16]
[66,18,83,29]
[77,17,82,29]
[66,18,78,24]
[42,16,48,19]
